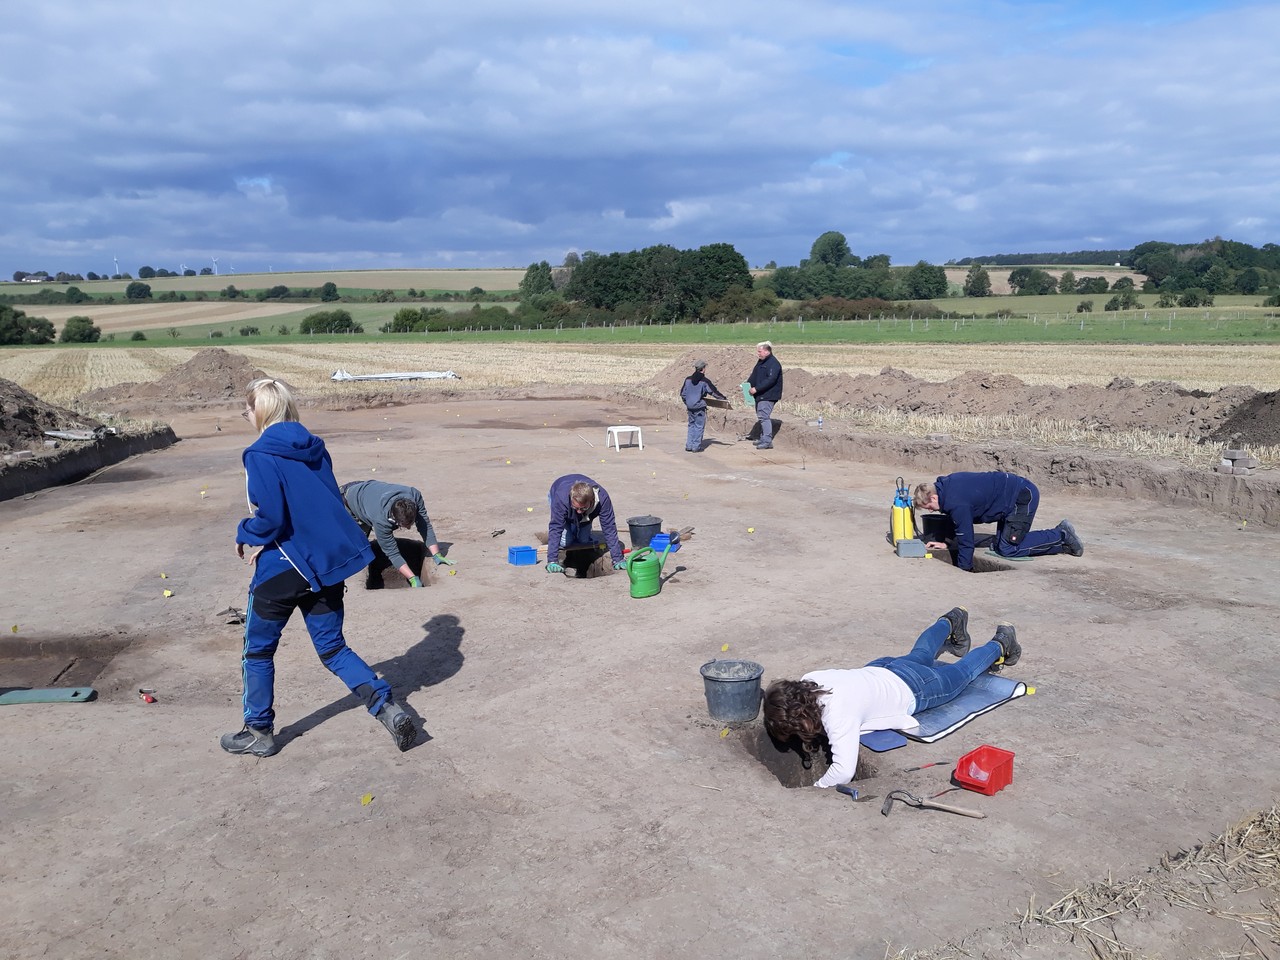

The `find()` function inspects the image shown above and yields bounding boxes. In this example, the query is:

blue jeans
[241,549,390,730]
[755,400,775,445]
[686,408,706,451]
[866,619,1002,712]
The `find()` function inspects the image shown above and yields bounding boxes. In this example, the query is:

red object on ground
[954,744,1014,795]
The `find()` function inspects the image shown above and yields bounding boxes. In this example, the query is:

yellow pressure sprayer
[889,476,916,546]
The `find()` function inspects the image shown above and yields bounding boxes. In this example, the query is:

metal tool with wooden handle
[880,788,985,819]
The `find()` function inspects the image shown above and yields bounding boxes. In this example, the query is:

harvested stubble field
[6,342,1280,408]
[7,268,526,298]
[28,301,314,334]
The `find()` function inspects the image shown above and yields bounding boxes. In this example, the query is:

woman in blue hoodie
[221,378,416,757]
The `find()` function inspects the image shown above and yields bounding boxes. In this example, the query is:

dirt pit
[0,377,104,452]
[2,394,1279,960]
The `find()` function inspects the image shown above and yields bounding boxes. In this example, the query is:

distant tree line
[954,250,1132,268]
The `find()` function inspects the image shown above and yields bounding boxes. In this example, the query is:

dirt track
[3,375,1279,957]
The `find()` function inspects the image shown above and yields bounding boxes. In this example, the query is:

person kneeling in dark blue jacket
[222,377,416,758]
[914,471,1084,572]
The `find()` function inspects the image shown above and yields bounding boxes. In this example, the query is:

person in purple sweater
[545,474,626,574]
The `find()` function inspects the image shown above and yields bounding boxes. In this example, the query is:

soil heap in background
[646,350,1280,446]
[78,348,270,416]
[0,378,105,452]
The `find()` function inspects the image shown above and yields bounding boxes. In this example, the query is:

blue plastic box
[647,533,681,553]
[507,545,538,565]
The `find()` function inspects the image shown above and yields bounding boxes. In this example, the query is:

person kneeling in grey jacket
[341,479,453,587]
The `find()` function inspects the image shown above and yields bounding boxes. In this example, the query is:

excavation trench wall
[0,428,179,503]
[705,405,1279,527]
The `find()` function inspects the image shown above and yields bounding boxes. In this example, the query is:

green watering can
[624,542,673,599]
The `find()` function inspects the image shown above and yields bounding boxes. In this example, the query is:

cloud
[2,0,1277,274]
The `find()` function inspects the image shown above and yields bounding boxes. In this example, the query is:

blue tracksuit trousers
[241,548,390,730]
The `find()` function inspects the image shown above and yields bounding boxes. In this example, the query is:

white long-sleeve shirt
[804,667,918,789]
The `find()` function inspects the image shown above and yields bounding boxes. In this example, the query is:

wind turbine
[228,263,236,275]
[180,262,187,274]
[211,256,218,276]
[113,256,119,278]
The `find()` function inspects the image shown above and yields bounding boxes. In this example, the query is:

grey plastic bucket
[700,659,765,722]
[626,515,662,549]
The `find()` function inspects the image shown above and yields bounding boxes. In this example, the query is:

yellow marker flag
[163,589,174,598]
[721,643,729,652]
[720,728,729,738]
[361,793,374,806]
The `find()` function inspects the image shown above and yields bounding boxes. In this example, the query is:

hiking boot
[990,623,1021,671]
[377,701,416,752]
[220,726,277,757]
[940,606,971,657]
[1057,520,1084,557]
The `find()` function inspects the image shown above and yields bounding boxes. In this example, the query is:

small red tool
[902,760,952,773]
[139,688,157,704]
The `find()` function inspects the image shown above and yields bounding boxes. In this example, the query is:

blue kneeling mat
[860,673,1030,751]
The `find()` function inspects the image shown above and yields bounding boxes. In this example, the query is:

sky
[2,1,1276,277]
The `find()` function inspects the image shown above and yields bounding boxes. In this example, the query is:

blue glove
[612,559,627,570]
[408,576,423,588]
[433,554,454,566]
[546,562,564,573]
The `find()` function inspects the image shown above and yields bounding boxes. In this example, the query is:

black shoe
[756,443,773,450]
[1057,520,1084,557]
[940,606,970,657]
[990,623,1021,670]
[220,726,277,757]
[377,701,416,751]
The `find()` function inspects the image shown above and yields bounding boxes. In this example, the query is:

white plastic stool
[605,425,643,451]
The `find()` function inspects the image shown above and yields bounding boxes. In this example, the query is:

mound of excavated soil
[0,378,104,453]
[646,349,1280,444]
[78,348,269,412]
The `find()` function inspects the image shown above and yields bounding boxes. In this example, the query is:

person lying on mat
[762,611,1021,788]
[913,471,1084,571]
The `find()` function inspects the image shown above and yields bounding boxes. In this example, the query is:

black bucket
[626,515,662,549]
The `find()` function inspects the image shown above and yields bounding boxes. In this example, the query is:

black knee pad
[1003,488,1034,546]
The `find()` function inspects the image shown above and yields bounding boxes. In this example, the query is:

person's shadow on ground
[275,613,465,752]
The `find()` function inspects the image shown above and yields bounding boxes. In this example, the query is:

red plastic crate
[954,744,1014,795]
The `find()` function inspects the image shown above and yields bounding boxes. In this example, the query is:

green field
[5,268,1278,348]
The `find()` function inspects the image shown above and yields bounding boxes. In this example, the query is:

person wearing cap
[680,359,728,452]
[747,341,783,449]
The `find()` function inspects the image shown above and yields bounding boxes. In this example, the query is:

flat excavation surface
[2,388,1278,959]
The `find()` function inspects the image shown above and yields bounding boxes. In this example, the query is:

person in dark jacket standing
[222,378,416,757]
[681,359,728,452]
[914,471,1084,572]
[341,479,452,587]
[747,341,783,449]
[545,474,626,573]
